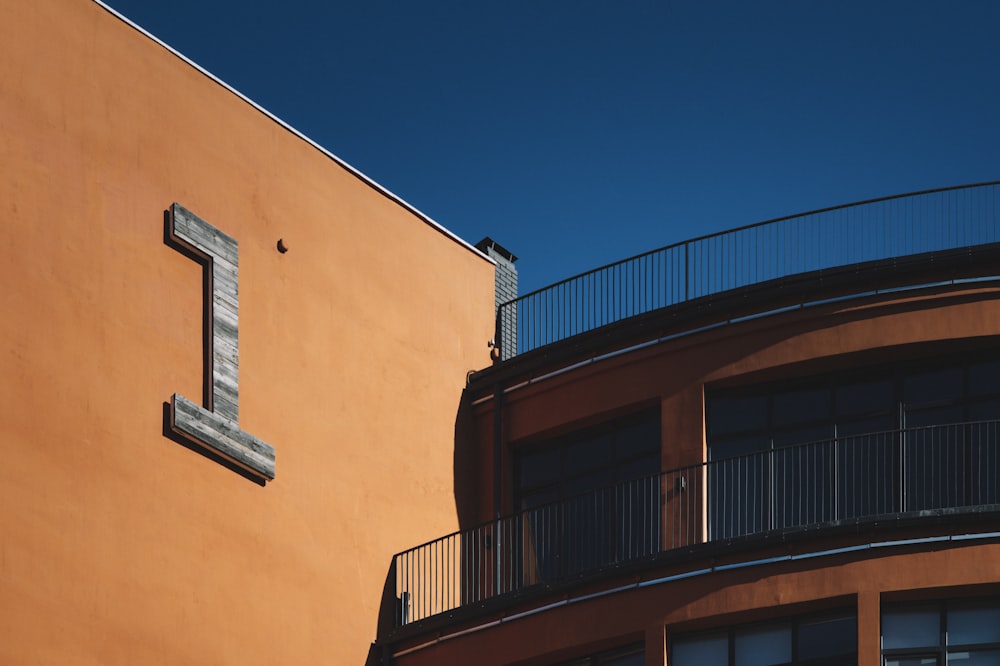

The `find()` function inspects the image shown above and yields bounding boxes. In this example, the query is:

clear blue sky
[101,0,999,295]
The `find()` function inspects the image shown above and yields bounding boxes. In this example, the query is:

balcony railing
[496,181,1000,358]
[394,420,1000,626]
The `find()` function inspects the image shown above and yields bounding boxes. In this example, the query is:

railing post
[684,241,690,301]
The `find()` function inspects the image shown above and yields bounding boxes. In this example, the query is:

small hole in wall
[276,238,288,254]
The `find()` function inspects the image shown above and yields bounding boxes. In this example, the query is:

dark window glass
[968,360,1000,397]
[773,440,837,527]
[555,643,644,666]
[883,600,1000,666]
[615,415,661,458]
[600,648,645,666]
[734,622,791,666]
[968,422,1000,504]
[884,656,939,666]
[618,454,660,483]
[882,607,940,649]
[772,424,835,448]
[960,650,1000,666]
[673,609,856,666]
[837,427,898,517]
[968,399,1000,421]
[564,470,613,497]
[711,436,769,461]
[520,488,558,511]
[904,367,963,406]
[672,632,729,666]
[948,602,1000,645]
[519,447,560,489]
[709,395,768,436]
[709,453,767,538]
[906,406,964,428]
[516,411,660,586]
[709,352,1000,539]
[798,614,856,659]
[772,388,831,426]
[563,432,614,476]
[837,379,894,417]
[837,414,896,437]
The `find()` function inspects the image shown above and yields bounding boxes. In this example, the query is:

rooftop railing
[496,181,1000,358]
[394,419,1000,626]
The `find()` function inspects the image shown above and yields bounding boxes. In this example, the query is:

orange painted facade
[0,2,495,665]
[390,283,1000,665]
[4,3,1000,666]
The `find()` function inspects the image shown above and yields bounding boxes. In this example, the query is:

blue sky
[101,0,999,295]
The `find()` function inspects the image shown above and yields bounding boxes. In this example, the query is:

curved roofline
[92,0,493,266]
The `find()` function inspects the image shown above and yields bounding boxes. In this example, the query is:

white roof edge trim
[91,0,494,265]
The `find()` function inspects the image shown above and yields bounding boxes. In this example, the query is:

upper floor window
[706,353,1000,538]
[882,599,1000,665]
[517,408,661,510]
[556,643,644,666]
[515,408,660,579]
[672,609,857,666]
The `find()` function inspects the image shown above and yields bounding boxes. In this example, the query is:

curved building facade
[379,182,1000,666]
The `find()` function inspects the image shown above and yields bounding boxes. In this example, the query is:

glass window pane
[799,614,857,659]
[772,388,831,426]
[772,424,834,448]
[614,413,660,459]
[563,432,614,476]
[948,603,1000,645]
[564,470,613,497]
[672,632,728,666]
[969,360,1000,397]
[906,406,964,428]
[735,624,791,666]
[710,436,769,461]
[709,395,768,436]
[885,657,939,666]
[838,414,897,437]
[837,379,894,417]
[519,447,561,489]
[616,454,659,485]
[883,607,941,649]
[968,400,1000,422]
[952,649,1000,665]
[601,649,645,666]
[520,488,558,511]
[904,367,963,406]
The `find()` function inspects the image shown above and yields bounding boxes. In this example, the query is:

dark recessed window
[707,352,1000,538]
[515,409,661,582]
[882,599,1000,665]
[672,609,856,666]
[556,643,644,666]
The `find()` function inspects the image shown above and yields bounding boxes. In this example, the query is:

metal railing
[394,420,1000,626]
[496,181,1000,357]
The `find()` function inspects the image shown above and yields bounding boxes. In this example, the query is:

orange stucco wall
[0,2,495,664]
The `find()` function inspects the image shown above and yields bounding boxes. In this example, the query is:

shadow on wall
[367,389,482,661]
[453,388,485,530]
[368,556,401,665]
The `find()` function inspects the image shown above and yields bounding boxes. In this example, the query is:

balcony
[393,420,1000,628]
[386,182,1000,635]
[494,181,1000,360]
